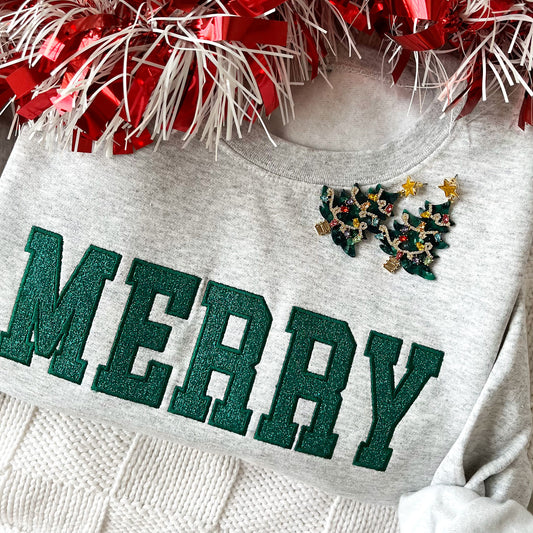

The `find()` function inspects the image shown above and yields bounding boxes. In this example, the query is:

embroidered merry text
[0,227,445,471]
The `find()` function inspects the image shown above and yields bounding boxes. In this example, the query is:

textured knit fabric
[0,392,401,533]
[0,45,532,531]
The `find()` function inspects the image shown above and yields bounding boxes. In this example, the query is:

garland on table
[1,1,533,156]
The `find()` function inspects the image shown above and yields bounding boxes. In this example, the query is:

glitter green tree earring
[377,176,459,280]
[315,183,400,257]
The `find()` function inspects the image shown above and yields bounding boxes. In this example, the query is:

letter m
[0,227,121,383]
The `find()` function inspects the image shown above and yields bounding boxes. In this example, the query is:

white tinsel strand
[0,0,357,155]
[379,0,533,116]
[3,0,533,154]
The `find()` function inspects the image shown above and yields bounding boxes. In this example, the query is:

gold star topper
[438,176,459,202]
[400,176,424,197]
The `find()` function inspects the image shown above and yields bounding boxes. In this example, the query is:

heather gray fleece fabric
[0,54,531,524]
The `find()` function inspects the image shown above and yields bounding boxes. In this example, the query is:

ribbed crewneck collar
[220,45,462,187]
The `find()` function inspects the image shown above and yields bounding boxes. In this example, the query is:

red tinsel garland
[1,0,533,155]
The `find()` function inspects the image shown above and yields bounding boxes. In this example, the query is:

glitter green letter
[168,281,272,435]
[353,330,444,471]
[0,226,120,384]
[254,307,356,459]
[92,259,200,407]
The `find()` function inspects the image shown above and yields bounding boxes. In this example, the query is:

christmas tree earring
[315,183,400,257]
[377,176,459,280]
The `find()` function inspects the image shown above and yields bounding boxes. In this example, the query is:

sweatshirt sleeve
[398,289,533,532]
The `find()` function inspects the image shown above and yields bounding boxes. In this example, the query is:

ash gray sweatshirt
[0,44,531,532]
